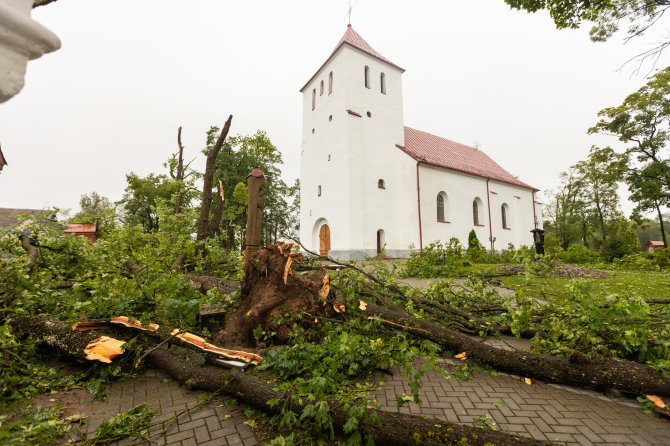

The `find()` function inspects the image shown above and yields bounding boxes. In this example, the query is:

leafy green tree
[573,146,622,245]
[205,129,298,249]
[543,169,587,249]
[601,218,641,260]
[72,192,116,237]
[505,0,670,60]
[117,173,191,232]
[589,67,670,247]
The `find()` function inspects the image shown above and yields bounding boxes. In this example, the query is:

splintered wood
[175,332,262,365]
[73,316,262,365]
[72,316,159,332]
[84,336,125,363]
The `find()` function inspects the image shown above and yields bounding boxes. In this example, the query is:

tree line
[71,124,299,250]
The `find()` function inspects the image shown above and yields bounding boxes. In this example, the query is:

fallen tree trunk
[14,315,553,446]
[359,300,670,397]
[148,348,553,446]
[10,315,124,363]
[186,274,239,295]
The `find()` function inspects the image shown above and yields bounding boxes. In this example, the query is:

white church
[299,25,542,260]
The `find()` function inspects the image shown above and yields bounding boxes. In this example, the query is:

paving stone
[84,368,259,446]
[372,363,670,446]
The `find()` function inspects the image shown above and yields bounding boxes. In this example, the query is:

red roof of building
[399,127,537,191]
[647,240,665,248]
[64,222,97,234]
[300,25,404,92]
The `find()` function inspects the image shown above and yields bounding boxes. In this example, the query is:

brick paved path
[85,368,259,446]
[373,358,670,445]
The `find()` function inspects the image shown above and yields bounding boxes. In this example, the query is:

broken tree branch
[358,299,670,397]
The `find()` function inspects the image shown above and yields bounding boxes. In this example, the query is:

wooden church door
[319,225,330,255]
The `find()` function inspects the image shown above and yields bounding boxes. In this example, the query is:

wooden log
[358,299,670,397]
[11,315,124,363]
[245,168,265,266]
[147,348,553,446]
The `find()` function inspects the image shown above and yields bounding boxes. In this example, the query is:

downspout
[486,179,493,252]
[532,191,538,229]
[416,162,423,250]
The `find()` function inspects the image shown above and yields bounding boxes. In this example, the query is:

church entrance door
[376,229,385,257]
[319,225,330,255]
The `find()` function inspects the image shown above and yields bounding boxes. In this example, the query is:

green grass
[499,271,670,301]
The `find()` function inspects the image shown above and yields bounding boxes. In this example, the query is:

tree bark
[197,115,233,243]
[359,300,670,397]
[19,234,38,270]
[657,202,668,248]
[10,315,124,363]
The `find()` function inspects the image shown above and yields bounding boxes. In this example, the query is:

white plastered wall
[418,163,539,250]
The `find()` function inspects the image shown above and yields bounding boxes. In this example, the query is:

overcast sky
[1,0,668,217]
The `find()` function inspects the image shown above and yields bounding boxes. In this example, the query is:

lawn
[499,270,670,301]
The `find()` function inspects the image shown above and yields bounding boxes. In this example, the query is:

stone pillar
[245,168,265,265]
[0,0,61,103]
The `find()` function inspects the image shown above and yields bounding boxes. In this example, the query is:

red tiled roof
[300,25,403,92]
[399,127,537,190]
[648,240,665,247]
[64,222,97,234]
[333,25,403,72]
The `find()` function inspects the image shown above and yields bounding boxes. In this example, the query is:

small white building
[299,25,541,260]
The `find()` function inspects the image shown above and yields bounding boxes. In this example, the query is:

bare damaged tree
[196,116,232,244]
[169,126,195,215]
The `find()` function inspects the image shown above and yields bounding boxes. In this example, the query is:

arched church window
[328,71,333,94]
[364,66,370,89]
[378,179,385,189]
[380,72,386,94]
[437,192,447,222]
[320,80,324,95]
[318,185,322,196]
[312,89,316,110]
[501,203,510,229]
[473,199,480,225]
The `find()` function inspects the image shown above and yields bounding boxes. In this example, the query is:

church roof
[334,25,403,72]
[300,25,403,92]
[399,127,538,191]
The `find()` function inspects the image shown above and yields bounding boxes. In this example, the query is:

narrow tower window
[320,80,324,96]
[328,71,333,94]
[502,203,510,229]
[378,179,385,189]
[437,192,448,222]
[473,199,480,225]
[364,66,370,88]
[312,89,316,110]
[380,72,386,94]
[318,185,322,197]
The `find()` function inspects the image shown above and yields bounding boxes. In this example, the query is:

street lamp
[530,228,545,255]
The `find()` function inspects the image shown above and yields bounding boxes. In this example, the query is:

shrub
[653,247,670,270]
[558,244,595,264]
[401,239,466,278]
[601,219,640,261]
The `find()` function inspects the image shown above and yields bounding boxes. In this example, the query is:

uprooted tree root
[214,242,334,347]
[11,315,554,446]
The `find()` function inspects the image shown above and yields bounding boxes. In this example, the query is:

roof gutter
[416,162,423,250]
[532,191,538,229]
[486,179,494,252]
